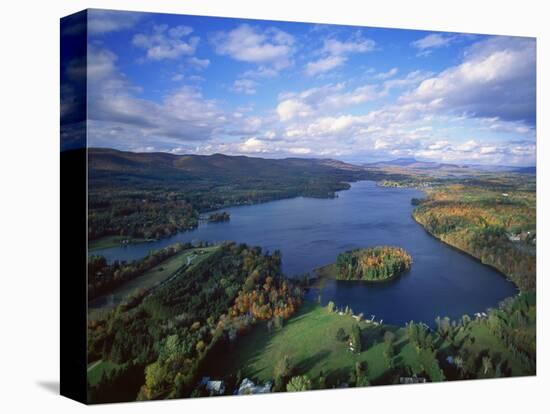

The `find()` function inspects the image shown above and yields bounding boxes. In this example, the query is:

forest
[336,246,412,281]
[87,242,303,403]
[88,190,199,241]
[412,179,536,291]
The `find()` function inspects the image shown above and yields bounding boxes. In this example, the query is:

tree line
[88,242,192,300]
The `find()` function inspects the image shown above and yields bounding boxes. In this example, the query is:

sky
[73,9,535,165]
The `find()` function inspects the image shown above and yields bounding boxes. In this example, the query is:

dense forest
[412,181,536,291]
[336,246,412,281]
[87,242,303,403]
[88,191,198,240]
[88,148,404,243]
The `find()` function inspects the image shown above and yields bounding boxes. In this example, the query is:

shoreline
[410,211,522,293]
[311,262,406,288]
[88,236,158,252]
[88,180,360,255]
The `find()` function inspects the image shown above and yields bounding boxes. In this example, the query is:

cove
[91,181,517,326]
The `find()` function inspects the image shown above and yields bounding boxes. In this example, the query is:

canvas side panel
[60,9,88,404]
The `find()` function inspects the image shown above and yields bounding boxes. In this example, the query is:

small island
[207,211,231,222]
[336,246,412,281]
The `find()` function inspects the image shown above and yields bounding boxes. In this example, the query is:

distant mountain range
[365,157,535,174]
[87,149,535,183]
[87,148,384,190]
[88,148,366,179]
[365,157,466,170]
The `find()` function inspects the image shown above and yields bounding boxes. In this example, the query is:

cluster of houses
[333,307,384,326]
[474,312,488,320]
[506,230,536,245]
[200,377,273,396]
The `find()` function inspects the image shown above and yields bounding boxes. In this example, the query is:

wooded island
[336,246,412,281]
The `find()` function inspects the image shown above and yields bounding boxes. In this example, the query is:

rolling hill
[86,148,400,241]
[88,147,378,185]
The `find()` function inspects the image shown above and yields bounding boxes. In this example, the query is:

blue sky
[80,9,536,165]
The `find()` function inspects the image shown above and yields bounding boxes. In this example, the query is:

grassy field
[202,302,422,386]
[202,300,531,387]
[450,323,528,376]
[87,360,121,386]
[88,245,220,312]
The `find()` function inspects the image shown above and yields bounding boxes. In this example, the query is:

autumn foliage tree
[336,246,412,281]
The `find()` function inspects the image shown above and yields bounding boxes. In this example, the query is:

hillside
[89,148,368,184]
[86,148,400,242]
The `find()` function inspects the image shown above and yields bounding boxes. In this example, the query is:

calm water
[92,181,517,326]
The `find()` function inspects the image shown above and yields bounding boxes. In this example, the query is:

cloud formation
[403,36,536,123]
[305,55,346,76]
[305,35,376,76]
[276,82,382,122]
[132,25,199,60]
[86,13,535,166]
[212,24,295,70]
[411,33,456,55]
[231,78,258,95]
[87,46,258,148]
[88,10,142,34]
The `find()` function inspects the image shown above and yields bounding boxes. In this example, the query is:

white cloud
[428,140,450,150]
[402,36,536,123]
[187,57,210,70]
[231,79,258,95]
[478,116,535,136]
[304,36,376,76]
[382,70,432,91]
[413,138,535,165]
[212,24,294,70]
[88,10,142,35]
[288,147,312,155]
[375,67,398,80]
[322,38,376,55]
[87,46,264,149]
[86,47,118,81]
[322,85,380,108]
[132,25,199,60]
[276,82,382,122]
[411,33,454,51]
[239,137,268,153]
[305,55,346,76]
[277,99,314,122]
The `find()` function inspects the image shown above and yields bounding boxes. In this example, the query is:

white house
[238,378,273,395]
[201,377,226,396]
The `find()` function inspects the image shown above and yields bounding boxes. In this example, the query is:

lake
[91,181,517,326]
